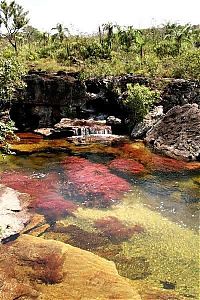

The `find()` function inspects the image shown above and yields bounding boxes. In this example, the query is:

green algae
[71,192,199,299]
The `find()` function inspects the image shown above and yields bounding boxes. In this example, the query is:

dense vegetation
[0,0,199,80]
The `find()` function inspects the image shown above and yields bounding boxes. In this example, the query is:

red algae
[120,143,187,172]
[109,158,145,174]
[94,216,145,243]
[62,156,131,207]
[0,171,77,220]
[149,154,186,172]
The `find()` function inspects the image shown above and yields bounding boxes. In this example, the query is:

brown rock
[0,234,141,300]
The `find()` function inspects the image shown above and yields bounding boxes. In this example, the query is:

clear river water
[0,139,199,299]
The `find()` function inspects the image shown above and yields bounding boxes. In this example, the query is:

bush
[0,120,17,153]
[155,40,178,58]
[80,41,111,60]
[0,57,26,105]
[0,57,25,153]
[124,83,160,124]
[172,48,200,79]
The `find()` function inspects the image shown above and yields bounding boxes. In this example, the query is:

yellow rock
[0,234,141,300]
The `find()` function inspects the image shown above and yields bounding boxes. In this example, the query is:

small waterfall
[73,125,112,136]
[54,118,113,137]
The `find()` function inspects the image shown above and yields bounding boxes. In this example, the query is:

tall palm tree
[51,23,69,43]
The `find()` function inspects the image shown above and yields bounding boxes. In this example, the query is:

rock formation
[160,79,200,112]
[131,106,164,139]
[0,234,141,300]
[0,185,30,242]
[9,71,199,133]
[10,71,86,130]
[145,104,200,161]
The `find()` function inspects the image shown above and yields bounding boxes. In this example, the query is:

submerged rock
[0,234,141,300]
[145,104,200,161]
[94,216,145,243]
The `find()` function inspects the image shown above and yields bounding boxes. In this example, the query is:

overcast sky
[16,0,200,34]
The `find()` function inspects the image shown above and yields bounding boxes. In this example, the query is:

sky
[16,0,200,34]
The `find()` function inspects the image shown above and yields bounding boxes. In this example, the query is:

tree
[163,22,192,54]
[51,23,69,43]
[134,30,147,63]
[102,22,115,49]
[0,0,29,53]
[22,25,41,45]
[117,26,136,52]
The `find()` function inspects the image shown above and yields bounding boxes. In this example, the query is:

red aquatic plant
[62,157,131,207]
[120,143,186,172]
[94,216,145,243]
[109,158,145,174]
[32,251,65,284]
[150,154,186,172]
[0,171,77,220]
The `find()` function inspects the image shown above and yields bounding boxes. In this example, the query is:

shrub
[124,83,160,124]
[0,57,25,153]
[172,48,200,79]
[154,40,178,58]
[79,41,111,60]
[0,57,26,104]
[0,120,17,153]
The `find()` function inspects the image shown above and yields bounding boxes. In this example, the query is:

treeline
[0,0,200,79]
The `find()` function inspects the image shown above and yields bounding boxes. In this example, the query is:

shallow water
[0,142,199,299]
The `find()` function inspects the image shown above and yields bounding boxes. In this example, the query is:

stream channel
[0,139,199,299]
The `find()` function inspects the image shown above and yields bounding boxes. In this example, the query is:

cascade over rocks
[145,104,200,161]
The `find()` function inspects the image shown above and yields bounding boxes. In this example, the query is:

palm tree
[102,22,115,49]
[164,22,192,54]
[51,23,69,43]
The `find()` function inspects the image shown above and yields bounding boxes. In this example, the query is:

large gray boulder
[145,104,200,161]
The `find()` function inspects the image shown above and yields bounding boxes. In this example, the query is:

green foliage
[0,120,17,153]
[124,84,160,124]
[79,41,111,60]
[0,57,26,104]
[155,40,179,58]
[51,23,69,43]
[172,48,200,79]
[0,0,29,52]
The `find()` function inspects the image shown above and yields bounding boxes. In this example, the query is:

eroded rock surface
[0,234,141,300]
[131,106,164,139]
[145,104,200,161]
[160,79,200,113]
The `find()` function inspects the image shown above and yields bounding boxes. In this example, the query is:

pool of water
[0,142,199,299]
